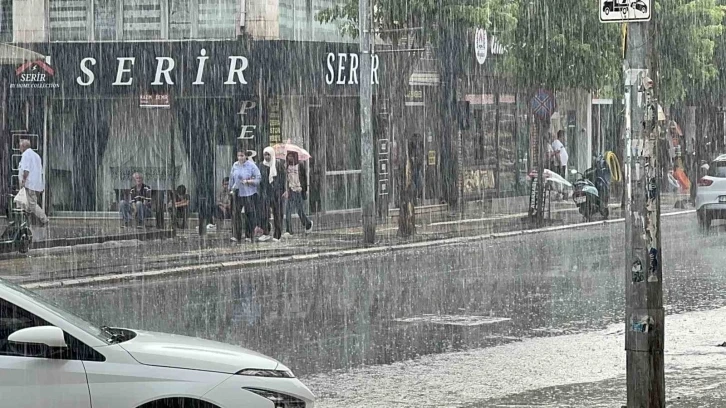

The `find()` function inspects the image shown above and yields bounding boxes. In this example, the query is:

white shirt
[18,148,44,192]
[551,139,567,166]
[559,146,569,167]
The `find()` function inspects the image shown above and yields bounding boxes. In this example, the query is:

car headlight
[243,388,306,408]
[236,368,295,378]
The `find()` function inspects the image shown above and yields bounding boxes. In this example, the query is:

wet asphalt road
[37,213,726,378]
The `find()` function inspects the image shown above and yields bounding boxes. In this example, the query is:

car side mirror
[8,326,68,348]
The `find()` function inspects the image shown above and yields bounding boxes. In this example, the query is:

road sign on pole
[600,0,650,23]
[530,89,556,121]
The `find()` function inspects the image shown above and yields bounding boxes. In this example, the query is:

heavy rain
[0,0,725,407]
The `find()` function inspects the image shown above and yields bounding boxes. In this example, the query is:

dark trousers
[261,194,284,239]
[232,194,259,240]
[285,191,311,233]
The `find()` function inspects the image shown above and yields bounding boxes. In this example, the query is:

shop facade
[2,39,386,217]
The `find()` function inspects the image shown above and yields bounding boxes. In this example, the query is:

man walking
[551,130,569,200]
[119,172,152,228]
[17,139,49,226]
[551,130,568,177]
[258,147,286,242]
[283,151,313,236]
[229,149,261,242]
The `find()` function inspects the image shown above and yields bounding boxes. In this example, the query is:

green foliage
[505,0,621,92]
[316,0,726,105]
[316,0,518,48]
[656,0,725,104]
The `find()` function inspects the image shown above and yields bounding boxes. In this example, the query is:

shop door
[311,97,362,212]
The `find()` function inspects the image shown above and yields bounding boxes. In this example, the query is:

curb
[22,209,696,291]
[31,229,173,250]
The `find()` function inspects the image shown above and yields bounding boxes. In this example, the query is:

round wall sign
[475,28,488,65]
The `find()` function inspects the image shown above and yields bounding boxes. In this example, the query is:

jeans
[120,200,151,225]
[232,194,259,240]
[261,194,283,240]
[285,191,311,234]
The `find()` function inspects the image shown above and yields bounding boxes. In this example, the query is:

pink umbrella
[273,140,311,161]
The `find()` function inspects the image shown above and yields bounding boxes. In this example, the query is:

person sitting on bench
[120,172,152,228]
[169,185,190,229]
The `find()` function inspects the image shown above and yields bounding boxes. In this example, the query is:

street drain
[394,314,511,327]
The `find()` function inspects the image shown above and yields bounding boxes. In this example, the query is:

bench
[112,189,174,228]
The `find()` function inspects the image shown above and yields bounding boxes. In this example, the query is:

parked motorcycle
[571,155,611,221]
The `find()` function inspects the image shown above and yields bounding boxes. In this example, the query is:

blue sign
[530,89,556,121]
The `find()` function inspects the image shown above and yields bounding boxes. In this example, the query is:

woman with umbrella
[275,142,313,236]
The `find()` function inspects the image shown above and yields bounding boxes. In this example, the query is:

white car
[0,278,315,407]
[696,154,726,229]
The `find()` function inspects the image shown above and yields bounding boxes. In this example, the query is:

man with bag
[17,139,49,226]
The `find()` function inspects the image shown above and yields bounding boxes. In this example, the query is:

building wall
[7,0,352,42]
[13,0,46,42]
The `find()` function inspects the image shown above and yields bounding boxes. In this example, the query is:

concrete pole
[624,20,665,408]
[359,0,376,244]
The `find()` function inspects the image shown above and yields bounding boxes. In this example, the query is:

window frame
[47,0,239,41]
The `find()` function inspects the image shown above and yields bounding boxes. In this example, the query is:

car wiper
[100,325,126,344]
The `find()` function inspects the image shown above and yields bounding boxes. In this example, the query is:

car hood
[118,329,280,374]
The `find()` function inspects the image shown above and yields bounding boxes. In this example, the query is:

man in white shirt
[17,139,49,225]
[551,130,569,200]
[551,130,568,177]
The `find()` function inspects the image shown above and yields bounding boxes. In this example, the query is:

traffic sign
[600,0,650,23]
[530,89,556,121]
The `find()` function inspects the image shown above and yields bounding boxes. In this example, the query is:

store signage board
[140,94,170,108]
[600,0,650,22]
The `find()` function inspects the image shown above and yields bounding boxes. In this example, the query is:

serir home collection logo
[11,57,59,89]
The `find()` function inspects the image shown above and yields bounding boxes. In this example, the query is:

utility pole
[359,0,376,244]
[624,18,665,407]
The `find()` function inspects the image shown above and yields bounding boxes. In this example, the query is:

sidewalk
[304,306,726,408]
[0,193,690,254]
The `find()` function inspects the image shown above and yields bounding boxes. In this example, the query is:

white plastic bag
[13,187,29,209]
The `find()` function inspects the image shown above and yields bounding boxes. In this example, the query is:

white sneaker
[245,238,252,243]
[230,237,238,242]
[283,232,292,238]
[258,235,271,242]
[305,221,314,233]
[272,238,280,242]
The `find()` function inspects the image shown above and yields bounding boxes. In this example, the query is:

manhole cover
[394,314,511,327]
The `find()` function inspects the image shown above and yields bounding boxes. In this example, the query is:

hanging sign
[139,93,170,108]
[600,0,650,22]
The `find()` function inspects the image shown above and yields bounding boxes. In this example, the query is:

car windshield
[707,161,726,178]
[0,278,113,343]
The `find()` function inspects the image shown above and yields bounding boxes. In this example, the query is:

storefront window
[123,0,162,40]
[198,0,236,39]
[94,0,117,40]
[323,98,361,211]
[49,99,191,212]
[49,0,89,41]
[169,0,192,39]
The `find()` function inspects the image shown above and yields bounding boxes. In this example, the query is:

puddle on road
[394,315,512,327]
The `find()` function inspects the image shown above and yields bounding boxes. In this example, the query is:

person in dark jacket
[283,151,313,235]
[258,147,286,242]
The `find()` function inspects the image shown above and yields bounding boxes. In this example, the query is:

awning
[0,43,45,65]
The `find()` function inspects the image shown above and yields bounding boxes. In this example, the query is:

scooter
[571,155,611,221]
[0,195,33,254]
